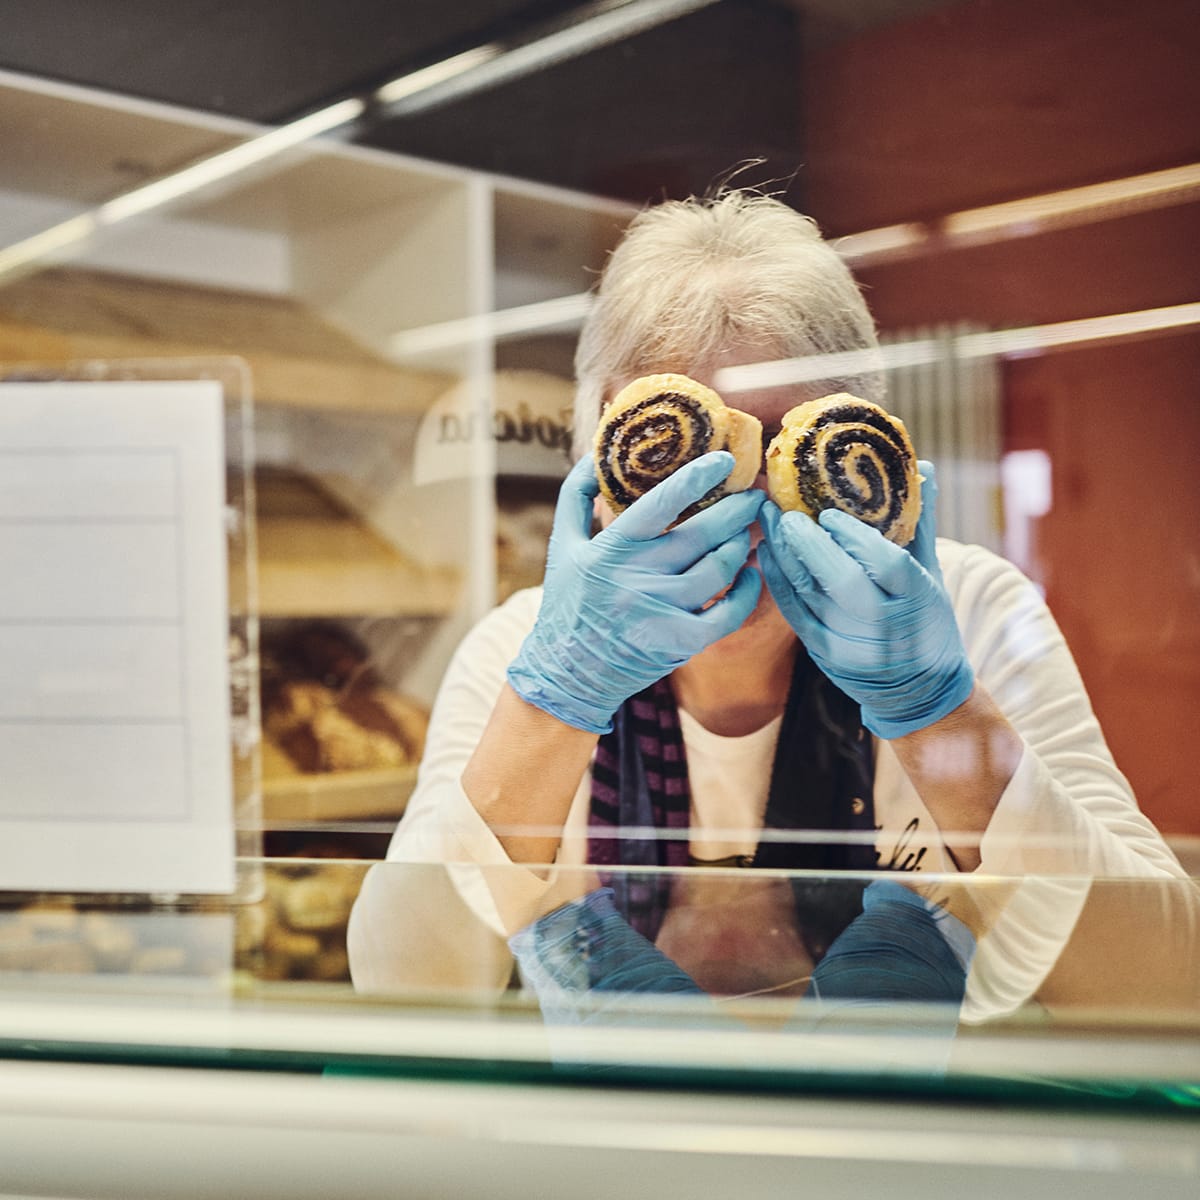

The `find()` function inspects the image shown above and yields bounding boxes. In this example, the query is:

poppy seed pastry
[765,393,922,546]
[593,373,763,515]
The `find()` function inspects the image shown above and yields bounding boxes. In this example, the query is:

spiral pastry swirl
[765,393,922,546]
[594,373,762,515]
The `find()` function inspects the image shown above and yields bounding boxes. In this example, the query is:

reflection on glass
[0,0,1197,1140]
[0,859,1197,1107]
[509,878,973,1076]
[350,189,1195,1059]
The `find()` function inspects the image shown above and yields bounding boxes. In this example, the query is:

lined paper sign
[0,380,236,894]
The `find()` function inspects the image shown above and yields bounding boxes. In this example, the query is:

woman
[349,191,1185,1019]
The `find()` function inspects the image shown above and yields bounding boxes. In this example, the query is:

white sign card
[413,369,574,485]
[0,379,236,894]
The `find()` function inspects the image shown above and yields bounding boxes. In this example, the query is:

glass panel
[0,2,1197,1158]
[1,859,1197,1112]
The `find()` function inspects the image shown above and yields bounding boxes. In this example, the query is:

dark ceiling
[0,0,950,205]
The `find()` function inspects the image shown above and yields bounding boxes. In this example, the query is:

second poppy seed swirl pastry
[765,393,922,546]
[593,373,763,515]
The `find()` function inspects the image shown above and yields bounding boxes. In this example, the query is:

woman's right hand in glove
[506,452,763,734]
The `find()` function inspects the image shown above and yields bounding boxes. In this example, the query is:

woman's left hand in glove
[757,461,975,739]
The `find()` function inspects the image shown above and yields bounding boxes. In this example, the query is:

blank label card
[0,379,236,894]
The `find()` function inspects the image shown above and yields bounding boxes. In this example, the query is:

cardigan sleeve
[933,540,1187,1021]
[941,539,1184,882]
[348,589,581,995]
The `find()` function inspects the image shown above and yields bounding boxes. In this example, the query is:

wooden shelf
[0,267,451,415]
[238,469,461,618]
[261,766,416,823]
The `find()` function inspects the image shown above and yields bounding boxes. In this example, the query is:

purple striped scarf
[587,650,876,945]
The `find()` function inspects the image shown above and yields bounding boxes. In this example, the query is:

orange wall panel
[1004,333,1200,832]
[853,203,1200,330]
[803,0,1200,233]
[802,0,1200,832]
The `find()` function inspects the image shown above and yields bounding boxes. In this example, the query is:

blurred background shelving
[0,69,635,836]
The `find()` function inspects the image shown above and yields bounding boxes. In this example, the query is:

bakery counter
[1,860,1198,1103]
[2,861,1200,1195]
[4,1057,1197,1200]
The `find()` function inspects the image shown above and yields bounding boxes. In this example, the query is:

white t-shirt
[681,709,779,863]
[349,539,1186,1021]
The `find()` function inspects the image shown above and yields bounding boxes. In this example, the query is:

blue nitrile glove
[507,451,763,734]
[509,888,704,1011]
[806,880,975,1006]
[758,461,974,740]
[790,880,974,1074]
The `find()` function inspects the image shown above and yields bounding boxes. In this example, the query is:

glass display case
[1,859,1197,1197]
[0,0,1197,1195]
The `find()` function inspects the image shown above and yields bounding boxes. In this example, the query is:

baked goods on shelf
[261,622,429,777]
[765,393,922,546]
[496,495,555,603]
[594,373,762,515]
[255,861,367,982]
[0,863,369,985]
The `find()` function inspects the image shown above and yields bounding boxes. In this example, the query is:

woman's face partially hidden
[593,344,822,664]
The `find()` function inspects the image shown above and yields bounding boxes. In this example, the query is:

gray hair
[572,190,884,459]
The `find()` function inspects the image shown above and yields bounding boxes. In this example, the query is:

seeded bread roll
[593,373,762,515]
[765,393,922,546]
